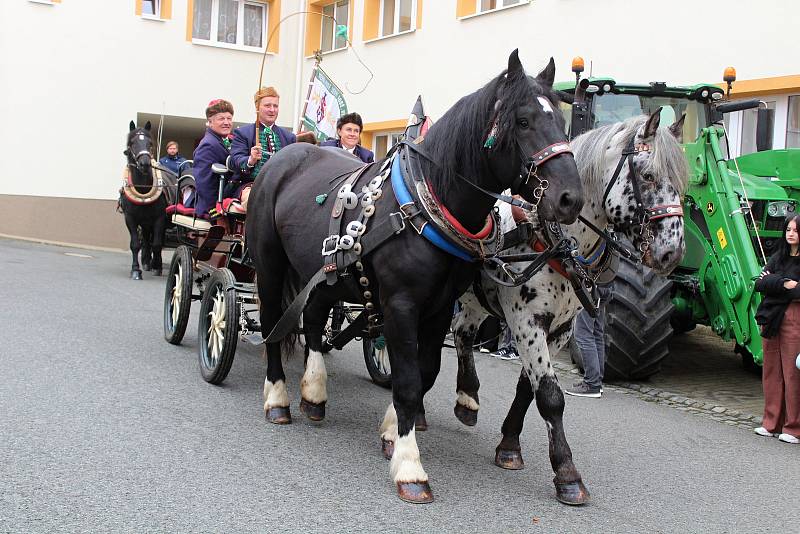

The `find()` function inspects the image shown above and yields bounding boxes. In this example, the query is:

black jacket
[754,254,800,338]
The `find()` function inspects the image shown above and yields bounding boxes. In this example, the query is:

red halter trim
[530,142,572,166]
[648,204,684,220]
[532,239,570,279]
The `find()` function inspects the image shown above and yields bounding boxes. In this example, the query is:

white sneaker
[778,433,800,444]
[753,427,774,437]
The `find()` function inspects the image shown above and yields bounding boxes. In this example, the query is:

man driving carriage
[193,99,235,219]
[229,86,297,213]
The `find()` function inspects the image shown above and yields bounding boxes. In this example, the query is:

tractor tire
[604,256,674,381]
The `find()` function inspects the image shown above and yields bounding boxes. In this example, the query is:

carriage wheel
[163,245,194,345]
[363,335,391,389]
[198,268,239,384]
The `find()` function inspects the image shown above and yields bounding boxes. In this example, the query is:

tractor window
[590,93,706,142]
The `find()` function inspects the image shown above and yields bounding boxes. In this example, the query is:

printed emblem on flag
[303,67,347,141]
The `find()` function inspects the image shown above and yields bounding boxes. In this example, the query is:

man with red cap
[193,99,235,219]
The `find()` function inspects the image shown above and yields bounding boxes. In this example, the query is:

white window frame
[192,0,268,53]
[140,0,164,20]
[379,0,417,38]
[28,0,57,4]
[320,0,349,54]
[479,0,523,13]
[725,95,792,158]
[373,131,404,158]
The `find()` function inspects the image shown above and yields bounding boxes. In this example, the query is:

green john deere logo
[706,202,715,214]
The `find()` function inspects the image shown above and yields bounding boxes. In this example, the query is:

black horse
[246,51,583,503]
[120,121,167,279]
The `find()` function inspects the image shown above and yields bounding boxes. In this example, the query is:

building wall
[1,0,798,248]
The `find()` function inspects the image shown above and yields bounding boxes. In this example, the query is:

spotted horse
[448,109,689,505]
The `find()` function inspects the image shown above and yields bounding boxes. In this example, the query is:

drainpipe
[293,11,306,133]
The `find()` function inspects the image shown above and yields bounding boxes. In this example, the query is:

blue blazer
[192,129,231,217]
[158,154,187,176]
[319,139,375,163]
[230,123,296,182]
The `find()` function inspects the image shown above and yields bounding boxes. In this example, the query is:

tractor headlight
[767,201,791,217]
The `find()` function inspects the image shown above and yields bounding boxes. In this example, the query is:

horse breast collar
[121,165,164,205]
[394,143,504,261]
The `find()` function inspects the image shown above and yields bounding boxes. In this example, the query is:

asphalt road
[1,238,798,533]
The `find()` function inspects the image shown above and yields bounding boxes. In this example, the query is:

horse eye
[517,118,529,128]
[642,172,655,182]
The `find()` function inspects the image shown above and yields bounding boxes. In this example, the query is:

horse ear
[144,121,152,131]
[536,57,556,88]
[643,107,663,138]
[669,113,686,143]
[129,120,136,131]
[507,49,523,77]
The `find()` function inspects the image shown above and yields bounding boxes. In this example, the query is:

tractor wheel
[198,268,239,385]
[363,335,391,389]
[604,256,674,381]
[164,245,194,345]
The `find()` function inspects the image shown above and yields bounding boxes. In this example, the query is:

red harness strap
[425,178,493,239]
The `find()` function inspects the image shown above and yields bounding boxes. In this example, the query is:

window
[192,0,267,50]
[142,0,159,16]
[320,1,349,53]
[373,131,404,158]
[479,0,519,11]
[787,96,800,149]
[741,101,775,155]
[380,0,415,37]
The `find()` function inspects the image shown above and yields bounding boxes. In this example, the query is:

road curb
[551,360,763,430]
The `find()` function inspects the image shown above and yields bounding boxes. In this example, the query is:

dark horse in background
[246,51,584,503]
[120,121,167,279]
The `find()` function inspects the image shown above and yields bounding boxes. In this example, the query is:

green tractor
[557,62,800,379]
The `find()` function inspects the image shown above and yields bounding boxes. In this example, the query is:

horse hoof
[495,448,525,470]
[453,403,478,426]
[397,481,434,504]
[265,406,292,424]
[414,412,428,431]
[554,479,590,506]
[381,438,394,460]
[300,398,326,421]
[131,271,143,280]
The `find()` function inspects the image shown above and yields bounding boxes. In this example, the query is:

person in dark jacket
[753,212,800,444]
[158,141,187,175]
[193,99,234,218]
[229,86,296,211]
[319,112,375,164]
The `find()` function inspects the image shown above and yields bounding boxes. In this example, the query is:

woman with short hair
[319,112,374,163]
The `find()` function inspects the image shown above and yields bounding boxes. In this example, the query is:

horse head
[485,50,583,224]
[600,110,688,274]
[126,120,154,176]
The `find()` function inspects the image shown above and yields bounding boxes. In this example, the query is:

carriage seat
[166,203,195,216]
[171,213,212,230]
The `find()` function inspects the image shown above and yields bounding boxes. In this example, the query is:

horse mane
[421,70,560,203]
[571,116,689,197]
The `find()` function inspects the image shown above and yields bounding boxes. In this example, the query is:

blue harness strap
[390,154,474,262]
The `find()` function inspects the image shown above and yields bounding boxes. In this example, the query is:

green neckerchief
[253,125,281,176]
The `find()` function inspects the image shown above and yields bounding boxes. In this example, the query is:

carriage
[161,160,390,386]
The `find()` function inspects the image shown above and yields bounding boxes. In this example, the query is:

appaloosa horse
[246,51,584,503]
[449,110,689,504]
[120,121,167,279]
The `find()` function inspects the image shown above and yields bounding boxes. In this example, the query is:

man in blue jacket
[230,86,296,211]
[319,112,374,164]
[158,141,187,175]
[193,99,235,218]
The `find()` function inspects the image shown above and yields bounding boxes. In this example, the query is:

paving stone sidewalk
[551,325,766,430]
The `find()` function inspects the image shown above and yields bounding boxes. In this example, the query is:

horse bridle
[601,136,684,254]
[511,141,573,204]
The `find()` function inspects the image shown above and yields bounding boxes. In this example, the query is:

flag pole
[297,50,322,140]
